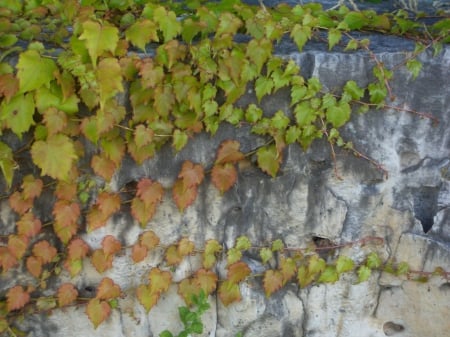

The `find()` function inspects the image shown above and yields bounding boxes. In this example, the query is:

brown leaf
[96,192,121,218]
[91,155,117,181]
[140,230,160,250]
[178,278,199,306]
[57,283,78,307]
[194,269,218,295]
[8,235,29,260]
[215,140,244,164]
[32,240,57,264]
[6,286,30,311]
[136,284,159,312]
[101,235,122,256]
[131,243,148,263]
[136,178,164,206]
[0,73,19,102]
[227,261,251,284]
[9,191,33,215]
[178,161,204,187]
[131,197,157,226]
[165,244,182,266]
[26,256,42,278]
[17,213,42,238]
[218,280,241,306]
[148,268,172,293]
[178,237,195,257]
[67,238,90,260]
[21,175,43,200]
[172,179,198,212]
[91,249,113,273]
[0,246,18,272]
[211,163,237,193]
[55,181,78,201]
[86,206,108,232]
[263,269,283,297]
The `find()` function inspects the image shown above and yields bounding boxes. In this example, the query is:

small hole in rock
[413,187,438,233]
[439,283,450,292]
[383,321,404,336]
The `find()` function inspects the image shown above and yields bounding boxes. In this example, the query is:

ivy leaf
[297,265,314,288]
[172,179,198,212]
[0,246,17,272]
[227,261,251,284]
[154,6,181,42]
[318,266,339,283]
[17,49,57,93]
[257,145,280,178]
[148,268,172,293]
[344,12,366,30]
[215,140,244,165]
[178,279,199,307]
[97,58,124,108]
[271,110,290,130]
[101,235,122,256]
[0,141,15,188]
[343,80,365,100]
[8,235,29,260]
[178,161,205,187]
[31,134,77,181]
[6,286,30,312]
[131,243,148,263]
[406,59,422,79]
[280,257,297,284]
[86,299,111,328]
[195,269,218,295]
[9,191,33,215]
[43,107,67,136]
[202,239,222,269]
[140,230,160,250]
[26,256,42,278]
[368,82,387,106]
[57,283,78,307]
[0,73,19,102]
[366,252,382,269]
[96,192,121,218]
[53,200,80,244]
[227,247,242,265]
[0,93,35,137]
[246,38,272,74]
[178,238,195,257]
[96,277,121,300]
[260,247,273,264]
[235,236,251,251]
[326,102,351,128]
[263,269,283,297]
[328,29,342,50]
[344,39,359,51]
[32,240,57,264]
[91,249,113,273]
[131,197,157,226]
[134,124,154,148]
[245,104,263,123]
[211,163,237,194]
[64,258,83,277]
[290,24,311,51]
[17,213,42,238]
[165,244,183,266]
[172,129,188,152]
[91,155,117,182]
[218,280,241,306]
[308,255,326,276]
[79,21,119,67]
[396,261,409,276]
[357,265,371,283]
[255,76,274,102]
[136,284,159,312]
[67,238,89,260]
[125,19,158,51]
[336,255,354,274]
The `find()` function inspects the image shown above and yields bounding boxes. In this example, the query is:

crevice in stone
[383,321,405,336]
[413,186,439,233]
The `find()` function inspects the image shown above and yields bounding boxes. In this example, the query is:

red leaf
[101,235,122,256]
[131,197,157,226]
[227,261,251,284]
[218,280,241,306]
[57,283,78,307]
[211,163,237,193]
[0,247,18,272]
[96,277,121,300]
[178,161,204,187]
[140,230,160,250]
[6,286,30,311]
[26,256,43,278]
[215,140,245,164]
[86,299,111,328]
[9,191,33,215]
[21,175,43,200]
[172,179,198,212]
[136,178,164,206]
[0,73,19,102]
[136,284,159,312]
[91,249,113,273]
[194,269,218,295]
[91,155,116,181]
[96,192,121,218]
[8,235,29,260]
[17,213,42,238]
[131,243,148,263]
[263,269,283,297]
[32,240,57,264]
[67,238,90,260]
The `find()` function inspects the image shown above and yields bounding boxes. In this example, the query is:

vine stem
[347,145,389,179]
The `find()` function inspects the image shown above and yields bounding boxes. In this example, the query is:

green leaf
[97,58,123,108]
[79,21,119,67]
[17,50,57,93]
[368,82,387,105]
[285,125,301,144]
[406,59,422,79]
[0,141,15,188]
[271,110,290,130]
[31,134,77,181]
[235,236,251,251]
[154,6,181,42]
[245,104,263,123]
[290,24,311,51]
[260,247,273,264]
[246,38,272,74]
[257,145,280,178]
[343,80,365,100]
[0,93,35,137]
[326,102,351,128]
[159,331,174,337]
[271,239,284,252]
[366,252,382,269]
[0,34,18,48]
[344,12,366,30]
[396,262,409,276]
[357,265,371,283]
[255,76,274,102]
[336,255,354,274]
[125,19,158,51]
[227,247,242,265]
[328,29,342,50]
[294,101,315,126]
[172,129,188,152]
[344,39,359,51]
[318,265,339,283]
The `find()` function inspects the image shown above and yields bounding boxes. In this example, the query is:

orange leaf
[165,244,182,266]
[21,175,43,200]
[17,213,42,238]
[211,163,237,193]
[6,286,30,311]
[227,261,251,284]
[0,246,18,272]
[55,181,78,201]
[131,197,157,226]
[178,278,200,306]
[172,179,198,212]
[215,140,244,164]
[136,178,164,206]
[91,155,116,181]
[9,191,33,215]
[53,200,80,230]
[101,235,122,256]
[131,243,148,263]
[57,283,78,307]
[178,237,195,257]
[8,235,29,260]
[86,299,111,328]
[136,284,159,312]
[96,192,121,218]
[263,269,283,297]
[140,230,160,250]
[218,280,241,306]
[96,277,121,300]
[178,161,204,187]
[148,268,172,293]
[67,238,90,260]
[195,269,218,295]
[32,240,57,264]
[86,206,108,232]
[26,256,42,278]
[91,249,113,273]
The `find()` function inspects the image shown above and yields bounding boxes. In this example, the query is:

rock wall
[1,2,450,337]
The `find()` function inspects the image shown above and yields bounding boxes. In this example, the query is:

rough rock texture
[1,2,450,337]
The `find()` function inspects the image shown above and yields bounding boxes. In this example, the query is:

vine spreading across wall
[0,0,449,334]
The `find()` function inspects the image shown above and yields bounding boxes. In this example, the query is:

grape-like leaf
[218,280,241,306]
[125,19,158,51]
[263,269,283,297]
[235,236,251,251]
[195,269,218,295]
[8,234,29,260]
[101,235,122,256]
[91,155,116,181]
[256,145,280,178]
[290,24,311,51]
[136,178,164,206]
[178,161,205,187]
[140,230,160,250]
[227,247,242,265]
[17,49,57,93]
[131,243,148,263]
[131,197,157,226]
[215,140,244,165]
[308,255,326,275]
[202,239,222,269]
[148,268,172,293]
[259,247,273,264]
[165,244,182,266]
[57,283,78,307]
[0,73,19,102]
[43,107,67,135]
[79,21,119,67]
[0,246,18,272]
[297,265,314,288]
[9,191,33,214]
[406,59,422,79]
[357,265,371,283]
[227,261,251,284]
[0,93,35,137]
[328,29,342,50]
[21,175,43,200]
[136,284,159,312]
[86,299,111,328]
[97,58,123,108]
[280,257,297,284]
[245,104,263,123]
[63,258,83,277]
[153,6,181,42]
[6,286,30,311]
[0,141,15,188]
[366,252,382,269]
[336,255,354,274]
[211,163,237,194]
[343,80,365,100]
[318,265,339,283]
[96,277,121,300]
[32,240,57,264]
[67,238,89,260]
[17,213,42,238]
[178,237,195,257]
[271,239,284,252]
[134,124,154,148]
[326,102,351,128]
[178,278,199,306]
[31,134,77,181]
[53,200,80,243]
[91,249,113,273]
[26,256,42,278]
[255,76,274,102]
[172,179,198,212]
[96,192,121,218]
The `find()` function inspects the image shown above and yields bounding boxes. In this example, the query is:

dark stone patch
[413,186,439,233]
